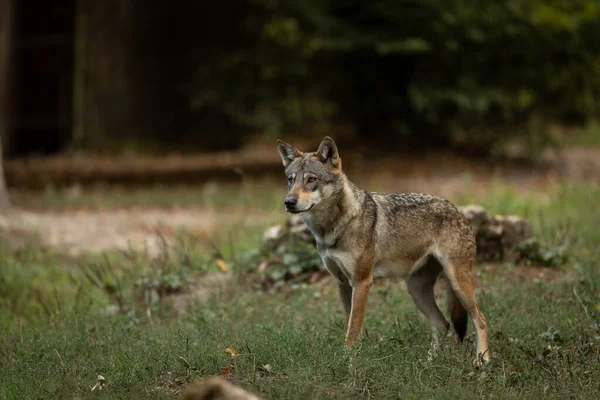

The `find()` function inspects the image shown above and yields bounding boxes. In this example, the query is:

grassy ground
[9,179,284,211]
[1,182,599,399]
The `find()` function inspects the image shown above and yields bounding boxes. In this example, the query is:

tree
[0,137,9,210]
[190,0,600,154]
[0,0,11,210]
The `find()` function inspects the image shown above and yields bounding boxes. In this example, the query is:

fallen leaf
[220,364,235,376]
[225,347,238,358]
[596,304,600,311]
[216,258,228,272]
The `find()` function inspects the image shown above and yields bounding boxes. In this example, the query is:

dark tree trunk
[0,137,10,210]
[0,0,11,209]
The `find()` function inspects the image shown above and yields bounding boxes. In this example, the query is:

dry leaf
[216,258,228,272]
[220,364,235,376]
[225,347,238,358]
[596,304,600,311]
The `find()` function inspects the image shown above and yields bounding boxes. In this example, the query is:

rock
[459,204,493,231]
[263,225,284,243]
[499,215,535,253]
[458,205,534,262]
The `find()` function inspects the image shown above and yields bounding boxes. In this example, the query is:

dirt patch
[0,207,273,256]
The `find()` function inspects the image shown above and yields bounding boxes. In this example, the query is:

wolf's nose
[284,196,298,208]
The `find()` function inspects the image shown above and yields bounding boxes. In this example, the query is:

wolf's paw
[343,342,360,359]
[472,352,491,369]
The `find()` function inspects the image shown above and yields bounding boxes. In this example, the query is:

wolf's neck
[302,176,363,246]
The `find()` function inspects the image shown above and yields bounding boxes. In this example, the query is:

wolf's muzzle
[284,195,298,212]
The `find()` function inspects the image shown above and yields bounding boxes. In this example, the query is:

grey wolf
[276,136,490,367]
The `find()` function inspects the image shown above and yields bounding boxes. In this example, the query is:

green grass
[1,182,599,399]
[11,178,284,211]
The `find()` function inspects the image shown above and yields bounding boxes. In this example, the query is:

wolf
[276,136,490,367]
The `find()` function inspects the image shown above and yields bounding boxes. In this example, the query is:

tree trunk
[0,0,11,210]
[0,137,10,210]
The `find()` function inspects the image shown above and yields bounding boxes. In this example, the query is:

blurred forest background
[1,2,600,398]
[3,0,600,161]
[0,0,599,225]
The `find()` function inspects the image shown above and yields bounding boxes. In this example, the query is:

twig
[35,290,52,317]
[55,349,65,367]
[572,287,591,321]
[53,287,63,314]
[361,379,371,399]
[19,316,24,344]
[73,281,84,313]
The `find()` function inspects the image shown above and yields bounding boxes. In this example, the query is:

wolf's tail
[447,287,468,341]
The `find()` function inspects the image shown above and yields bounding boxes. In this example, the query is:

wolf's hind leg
[406,256,450,360]
[439,252,490,367]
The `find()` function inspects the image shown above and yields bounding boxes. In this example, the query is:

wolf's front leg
[337,280,352,318]
[344,276,373,348]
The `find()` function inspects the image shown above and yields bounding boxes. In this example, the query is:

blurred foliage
[234,222,324,291]
[516,237,569,267]
[190,0,600,153]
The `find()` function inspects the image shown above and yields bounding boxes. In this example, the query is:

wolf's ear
[317,136,340,167]
[277,140,303,167]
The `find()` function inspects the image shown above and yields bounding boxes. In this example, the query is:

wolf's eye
[287,176,293,184]
[307,176,316,183]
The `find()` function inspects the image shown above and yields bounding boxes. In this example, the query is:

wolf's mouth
[286,204,314,214]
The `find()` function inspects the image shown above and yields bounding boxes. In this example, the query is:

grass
[10,178,284,211]
[1,181,599,399]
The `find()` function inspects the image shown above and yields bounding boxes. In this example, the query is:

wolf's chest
[319,247,358,284]
[319,246,417,284]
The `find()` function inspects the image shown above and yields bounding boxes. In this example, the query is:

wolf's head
[276,136,345,214]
